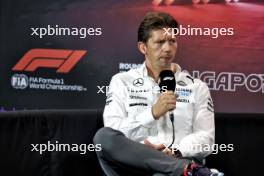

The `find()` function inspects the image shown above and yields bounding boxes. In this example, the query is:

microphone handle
[167,111,175,149]
[169,111,174,122]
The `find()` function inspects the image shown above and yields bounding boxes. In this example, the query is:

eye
[169,39,176,44]
[156,40,165,44]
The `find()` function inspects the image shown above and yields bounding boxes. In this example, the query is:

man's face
[140,28,177,71]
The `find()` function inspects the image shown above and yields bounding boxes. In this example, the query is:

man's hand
[162,147,174,156]
[152,91,176,119]
[144,140,174,156]
[144,139,165,151]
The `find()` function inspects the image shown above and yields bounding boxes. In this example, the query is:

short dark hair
[138,11,178,43]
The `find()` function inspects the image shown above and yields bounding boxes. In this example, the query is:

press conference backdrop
[1,0,263,113]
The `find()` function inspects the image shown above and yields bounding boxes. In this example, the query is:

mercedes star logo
[133,78,144,87]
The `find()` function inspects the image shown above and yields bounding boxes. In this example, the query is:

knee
[94,127,111,145]
[93,127,121,153]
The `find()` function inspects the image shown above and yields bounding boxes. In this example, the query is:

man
[94,12,219,176]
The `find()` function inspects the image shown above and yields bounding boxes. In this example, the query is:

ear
[138,42,147,55]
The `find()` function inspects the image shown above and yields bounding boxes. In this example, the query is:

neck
[145,61,169,82]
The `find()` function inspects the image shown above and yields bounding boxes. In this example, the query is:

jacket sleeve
[103,74,156,142]
[177,81,215,159]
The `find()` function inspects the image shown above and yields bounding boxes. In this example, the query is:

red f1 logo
[12,49,87,73]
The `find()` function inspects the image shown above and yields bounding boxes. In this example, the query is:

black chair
[0,109,104,176]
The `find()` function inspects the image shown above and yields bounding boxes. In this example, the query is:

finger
[166,97,176,103]
[144,139,156,148]
[164,91,174,95]
[166,150,171,155]
[161,91,174,96]
[164,98,176,104]
[156,144,166,150]
[162,148,169,153]
[144,140,164,151]
[166,104,176,111]
[161,96,176,104]
[163,93,176,98]
[164,148,173,155]
[163,94,176,101]
[162,148,171,155]
[162,150,168,155]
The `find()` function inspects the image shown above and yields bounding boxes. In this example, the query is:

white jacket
[103,63,215,158]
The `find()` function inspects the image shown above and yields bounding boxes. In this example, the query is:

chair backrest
[0,109,104,176]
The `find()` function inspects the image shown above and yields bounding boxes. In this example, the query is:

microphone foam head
[158,70,176,92]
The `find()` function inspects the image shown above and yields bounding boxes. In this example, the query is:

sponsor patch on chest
[176,88,192,103]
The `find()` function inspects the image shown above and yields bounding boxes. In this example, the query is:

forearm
[104,107,156,142]
[176,130,215,158]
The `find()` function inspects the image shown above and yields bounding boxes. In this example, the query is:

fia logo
[11,74,28,89]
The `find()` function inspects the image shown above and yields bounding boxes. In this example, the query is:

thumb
[156,144,166,150]
[144,139,155,148]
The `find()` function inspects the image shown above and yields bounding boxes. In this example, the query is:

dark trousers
[93,127,192,176]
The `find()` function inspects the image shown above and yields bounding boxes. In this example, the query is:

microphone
[158,70,176,149]
[158,70,176,93]
[158,70,176,120]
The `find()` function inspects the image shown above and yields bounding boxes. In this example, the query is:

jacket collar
[139,62,182,79]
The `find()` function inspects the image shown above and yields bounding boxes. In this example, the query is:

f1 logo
[12,49,87,73]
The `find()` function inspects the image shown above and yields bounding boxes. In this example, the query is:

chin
[159,62,171,69]
[160,59,172,66]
